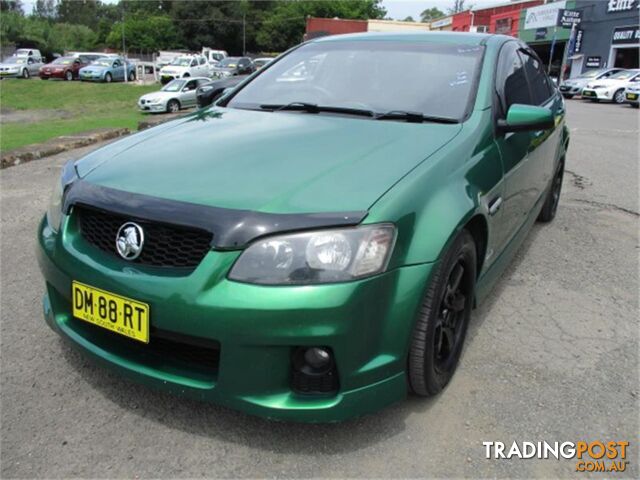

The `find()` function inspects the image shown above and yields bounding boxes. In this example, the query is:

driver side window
[495,42,532,117]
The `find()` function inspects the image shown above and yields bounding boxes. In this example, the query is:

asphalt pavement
[1,100,638,478]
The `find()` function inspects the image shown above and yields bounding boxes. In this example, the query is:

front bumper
[581,88,613,101]
[559,85,582,95]
[37,215,432,422]
[138,100,167,113]
[0,71,21,78]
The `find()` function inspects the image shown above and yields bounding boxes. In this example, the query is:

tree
[1,0,23,13]
[448,0,470,14]
[32,0,56,19]
[106,14,179,52]
[56,0,100,26]
[403,16,415,22]
[48,22,98,53]
[420,7,445,23]
[256,0,386,53]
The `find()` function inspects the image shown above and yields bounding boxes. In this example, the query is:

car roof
[311,31,493,46]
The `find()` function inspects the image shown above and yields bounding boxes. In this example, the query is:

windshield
[610,70,637,80]
[53,57,73,65]
[162,79,186,92]
[170,57,192,66]
[93,59,112,67]
[227,41,484,121]
[219,58,239,68]
[4,57,25,64]
[578,70,602,79]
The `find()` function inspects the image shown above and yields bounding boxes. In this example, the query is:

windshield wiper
[260,102,375,118]
[375,110,458,124]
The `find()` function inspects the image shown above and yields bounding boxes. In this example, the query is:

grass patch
[0,79,158,151]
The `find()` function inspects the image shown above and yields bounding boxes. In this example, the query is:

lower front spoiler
[42,290,408,423]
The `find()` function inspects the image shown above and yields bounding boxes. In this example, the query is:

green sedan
[37,32,568,422]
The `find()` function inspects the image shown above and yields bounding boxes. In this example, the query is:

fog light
[291,346,339,395]
[305,347,331,369]
[292,346,333,376]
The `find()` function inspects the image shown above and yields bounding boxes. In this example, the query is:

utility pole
[122,3,127,83]
[242,12,246,56]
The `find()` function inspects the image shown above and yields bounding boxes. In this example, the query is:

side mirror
[497,104,554,133]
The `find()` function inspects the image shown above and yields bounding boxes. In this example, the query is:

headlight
[591,85,605,89]
[228,224,396,285]
[46,160,75,233]
[46,175,64,233]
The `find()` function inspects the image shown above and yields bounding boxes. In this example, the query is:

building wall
[572,0,640,73]
[305,17,367,39]
[367,19,430,32]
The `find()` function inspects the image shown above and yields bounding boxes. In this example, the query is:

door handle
[488,196,503,216]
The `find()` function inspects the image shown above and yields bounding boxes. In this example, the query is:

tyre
[562,94,574,99]
[613,89,625,104]
[537,160,564,223]
[128,70,135,81]
[65,70,73,81]
[22,68,30,79]
[167,99,180,113]
[631,103,639,109]
[104,72,112,83]
[40,77,48,80]
[408,230,476,396]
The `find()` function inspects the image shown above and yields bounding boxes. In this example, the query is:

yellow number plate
[72,281,149,343]
[626,93,638,100]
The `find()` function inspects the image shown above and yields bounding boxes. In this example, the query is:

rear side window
[495,42,532,116]
[520,50,554,105]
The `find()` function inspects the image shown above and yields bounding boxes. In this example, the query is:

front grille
[76,206,212,269]
[69,317,220,373]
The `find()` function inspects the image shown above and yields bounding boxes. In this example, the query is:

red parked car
[39,55,98,81]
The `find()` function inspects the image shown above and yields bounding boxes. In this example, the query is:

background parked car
[253,57,274,70]
[79,57,135,83]
[14,48,43,60]
[624,84,640,108]
[211,56,255,78]
[155,50,190,70]
[196,75,247,108]
[0,55,43,79]
[159,55,210,84]
[39,55,96,81]
[559,68,624,98]
[581,69,640,104]
[202,48,228,65]
[138,77,211,113]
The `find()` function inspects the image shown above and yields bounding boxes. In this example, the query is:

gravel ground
[0,100,638,479]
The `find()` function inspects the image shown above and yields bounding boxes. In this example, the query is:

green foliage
[256,0,386,53]
[403,16,415,22]
[106,14,179,51]
[48,23,98,53]
[420,7,445,23]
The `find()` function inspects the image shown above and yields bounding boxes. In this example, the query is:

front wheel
[408,230,476,396]
[104,72,112,83]
[167,99,180,113]
[537,160,564,223]
[65,70,73,81]
[22,68,30,79]
[613,89,625,104]
[562,94,574,99]
[128,70,135,81]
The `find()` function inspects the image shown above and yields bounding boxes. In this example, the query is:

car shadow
[55,222,544,454]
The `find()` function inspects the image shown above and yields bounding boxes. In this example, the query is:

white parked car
[14,48,43,60]
[202,48,228,65]
[159,55,211,84]
[138,77,211,113]
[0,55,43,79]
[559,68,624,98]
[581,69,640,104]
[624,84,640,108]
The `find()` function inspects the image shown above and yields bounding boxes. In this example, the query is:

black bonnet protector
[63,180,367,250]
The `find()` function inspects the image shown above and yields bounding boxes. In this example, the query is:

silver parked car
[138,77,211,113]
[559,68,624,98]
[0,55,43,79]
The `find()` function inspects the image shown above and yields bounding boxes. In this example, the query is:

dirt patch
[0,107,75,124]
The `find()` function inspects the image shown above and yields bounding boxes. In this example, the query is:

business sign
[607,0,637,12]
[612,25,640,44]
[431,16,452,28]
[586,56,601,68]
[557,9,582,27]
[524,1,566,29]
[573,29,584,53]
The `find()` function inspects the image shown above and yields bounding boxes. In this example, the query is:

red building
[305,18,368,40]
[452,0,543,36]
